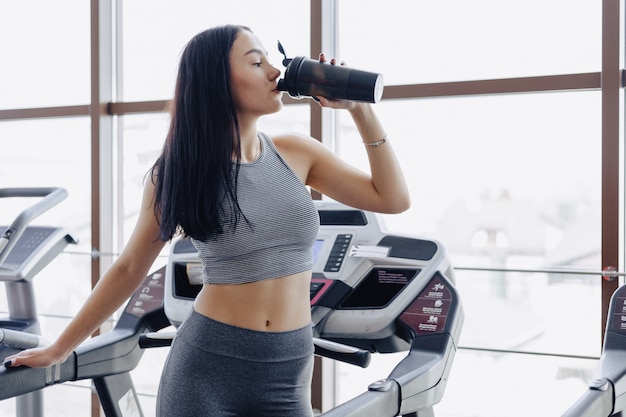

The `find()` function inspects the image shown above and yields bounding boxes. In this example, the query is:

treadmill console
[0,226,76,282]
[164,201,461,353]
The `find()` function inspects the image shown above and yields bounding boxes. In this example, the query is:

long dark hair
[152,24,251,241]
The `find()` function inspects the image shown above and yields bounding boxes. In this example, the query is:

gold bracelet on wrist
[363,135,388,147]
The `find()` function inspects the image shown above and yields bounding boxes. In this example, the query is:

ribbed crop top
[191,132,320,285]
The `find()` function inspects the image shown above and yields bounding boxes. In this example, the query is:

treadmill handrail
[319,381,402,417]
[0,328,42,350]
[561,377,614,417]
[562,284,626,417]
[0,188,68,265]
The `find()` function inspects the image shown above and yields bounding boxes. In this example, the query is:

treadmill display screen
[340,268,420,309]
[173,262,203,299]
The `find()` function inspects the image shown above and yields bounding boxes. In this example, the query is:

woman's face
[229,30,283,118]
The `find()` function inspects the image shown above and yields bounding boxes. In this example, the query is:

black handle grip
[314,338,371,368]
[138,331,175,349]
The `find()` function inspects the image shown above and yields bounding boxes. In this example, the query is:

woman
[4,24,409,416]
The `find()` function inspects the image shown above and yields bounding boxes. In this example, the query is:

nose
[269,65,281,81]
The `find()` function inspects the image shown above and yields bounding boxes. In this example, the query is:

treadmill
[561,283,626,417]
[0,188,77,417]
[1,200,463,417]
[165,200,464,417]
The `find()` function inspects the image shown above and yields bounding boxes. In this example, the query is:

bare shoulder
[267,132,328,184]
[269,132,322,153]
[269,131,329,163]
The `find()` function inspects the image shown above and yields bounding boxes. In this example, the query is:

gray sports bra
[191,132,320,284]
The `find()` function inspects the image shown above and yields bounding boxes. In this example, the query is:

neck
[232,112,262,161]
[237,113,258,138]
[236,123,261,163]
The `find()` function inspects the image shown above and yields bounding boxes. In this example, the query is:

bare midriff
[193,270,312,332]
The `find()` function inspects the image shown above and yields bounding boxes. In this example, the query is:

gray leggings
[156,309,315,417]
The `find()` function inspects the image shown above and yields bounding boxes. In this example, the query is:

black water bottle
[276,41,384,103]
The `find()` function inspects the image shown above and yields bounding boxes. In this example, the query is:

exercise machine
[1,200,463,417]
[561,283,626,417]
[0,188,77,417]
[164,200,464,417]
[0,188,167,417]
[0,265,169,417]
